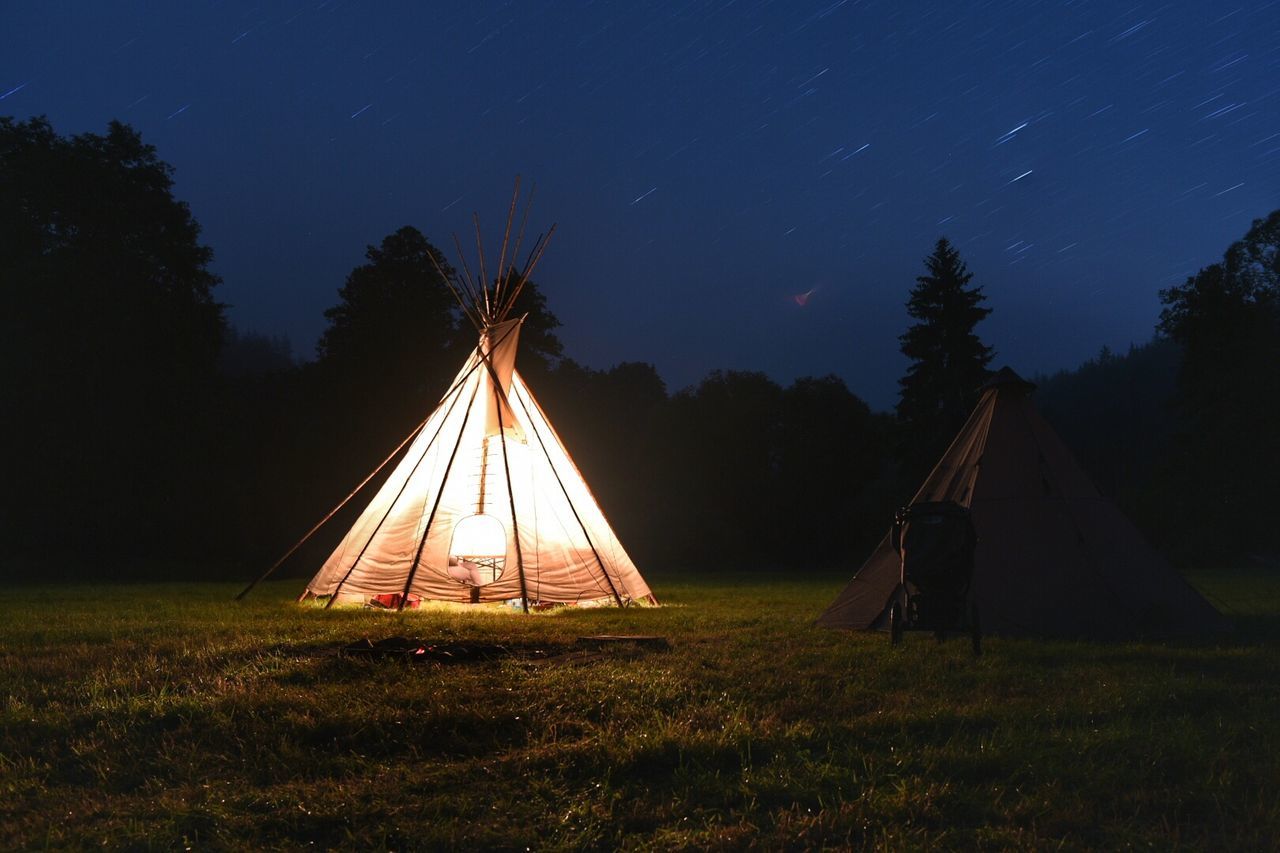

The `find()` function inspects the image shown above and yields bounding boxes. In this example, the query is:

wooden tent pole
[397,380,482,610]
[234,323,520,603]
[390,321,522,609]
[324,366,476,607]
[503,183,537,315]
[428,249,481,332]
[233,417,428,601]
[509,380,625,608]
[481,349,530,613]
[503,225,556,315]
[472,213,491,319]
[492,176,520,315]
[451,233,484,317]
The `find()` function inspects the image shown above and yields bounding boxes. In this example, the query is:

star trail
[3,0,1278,407]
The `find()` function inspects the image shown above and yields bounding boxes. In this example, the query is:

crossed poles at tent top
[431,176,557,333]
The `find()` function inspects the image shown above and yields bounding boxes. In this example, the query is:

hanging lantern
[448,514,507,586]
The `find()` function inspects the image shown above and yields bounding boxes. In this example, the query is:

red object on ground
[370,593,420,609]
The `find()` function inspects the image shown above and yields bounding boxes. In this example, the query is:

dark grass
[1,569,1278,850]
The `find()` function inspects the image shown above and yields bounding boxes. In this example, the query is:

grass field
[2,569,1278,850]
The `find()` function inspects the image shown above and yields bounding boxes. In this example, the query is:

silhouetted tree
[0,116,225,563]
[535,359,668,563]
[775,375,891,562]
[651,371,785,564]
[265,226,462,565]
[1155,208,1280,562]
[199,324,309,567]
[1033,338,1182,556]
[314,227,566,430]
[896,237,993,477]
[643,369,895,569]
[1159,210,1280,405]
[1035,339,1180,503]
[317,226,459,412]
[218,328,295,377]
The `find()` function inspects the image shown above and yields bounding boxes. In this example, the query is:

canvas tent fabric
[817,367,1228,639]
[303,318,654,607]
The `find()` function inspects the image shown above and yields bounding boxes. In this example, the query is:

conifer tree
[896,238,994,468]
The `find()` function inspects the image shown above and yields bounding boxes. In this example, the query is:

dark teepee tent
[817,368,1228,639]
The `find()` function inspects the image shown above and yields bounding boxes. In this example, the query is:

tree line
[2,116,1276,581]
[1037,210,1280,566]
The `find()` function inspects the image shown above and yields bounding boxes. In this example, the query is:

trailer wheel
[890,602,903,646]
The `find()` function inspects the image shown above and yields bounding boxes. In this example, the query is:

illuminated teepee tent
[245,183,654,610]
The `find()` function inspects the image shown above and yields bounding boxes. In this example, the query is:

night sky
[5,1,1279,408]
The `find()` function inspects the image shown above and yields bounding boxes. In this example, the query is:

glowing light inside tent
[451,513,506,556]
[448,513,507,586]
